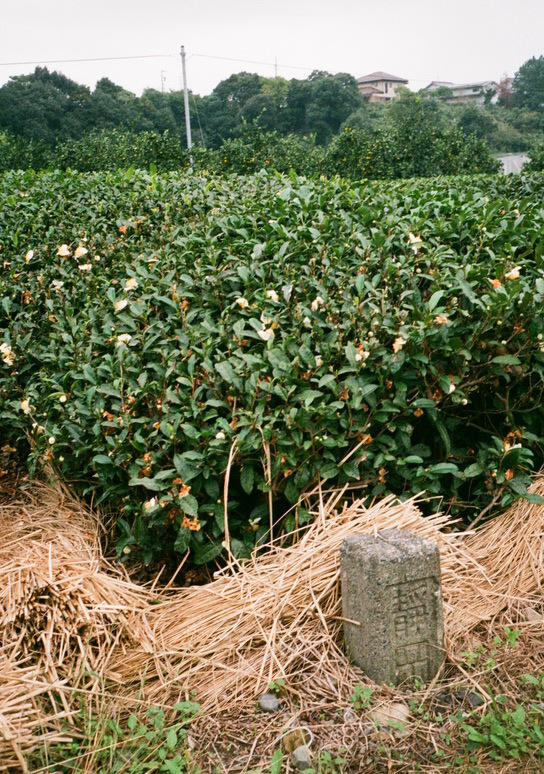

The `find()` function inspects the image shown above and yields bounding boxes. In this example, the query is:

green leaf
[431,417,451,456]
[522,492,544,504]
[267,348,291,371]
[428,463,460,475]
[179,494,199,516]
[428,290,444,311]
[404,455,424,464]
[318,373,336,388]
[193,541,222,565]
[489,733,506,750]
[491,355,521,365]
[299,389,323,406]
[464,462,483,478]
[173,454,201,482]
[240,466,254,495]
[412,398,437,409]
[215,360,236,384]
[508,478,528,495]
[93,454,113,465]
[174,529,190,554]
[319,462,339,479]
[270,749,283,774]
[129,476,169,491]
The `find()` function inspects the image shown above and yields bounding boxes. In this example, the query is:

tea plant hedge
[1,168,544,564]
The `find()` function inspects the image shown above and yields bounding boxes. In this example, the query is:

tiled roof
[357,71,408,84]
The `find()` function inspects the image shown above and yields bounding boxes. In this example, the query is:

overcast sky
[1,0,542,96]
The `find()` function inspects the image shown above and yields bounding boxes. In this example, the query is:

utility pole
[161,70,166,92]
[180,45,193,156]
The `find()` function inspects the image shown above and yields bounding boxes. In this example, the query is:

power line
[0,50,315,75]
[0,54,176,67]
[0,50,464,88]
[188,52,314,73]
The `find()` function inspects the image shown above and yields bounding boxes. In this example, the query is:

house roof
[357,71,408,84]
[425,81,455,89]
[357,84,384,95]
[425,80,497,91]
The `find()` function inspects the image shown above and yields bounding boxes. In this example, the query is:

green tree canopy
[511,56,544,110]
[0,67,93,146]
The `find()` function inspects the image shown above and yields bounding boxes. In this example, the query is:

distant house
[424,80,499,105]
[357,72,409,102]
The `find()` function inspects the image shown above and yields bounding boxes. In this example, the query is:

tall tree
[511,56,544,111]
[0,67,92,146]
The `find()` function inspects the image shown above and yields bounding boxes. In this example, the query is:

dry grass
[0,478,543,771]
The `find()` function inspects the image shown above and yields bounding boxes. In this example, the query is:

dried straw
[113,490,470,712]
[0,477,543,767]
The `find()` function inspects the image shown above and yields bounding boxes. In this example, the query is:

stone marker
[340,529,444,685]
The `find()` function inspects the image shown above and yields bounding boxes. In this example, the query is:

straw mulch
[1,478,544,769]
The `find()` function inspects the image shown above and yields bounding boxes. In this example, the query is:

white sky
[0,0,542,96]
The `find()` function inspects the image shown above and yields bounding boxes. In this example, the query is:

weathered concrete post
[340,529,444,685]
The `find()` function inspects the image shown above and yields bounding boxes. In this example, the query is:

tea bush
[2,168,544,564]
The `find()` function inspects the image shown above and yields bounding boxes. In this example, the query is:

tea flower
[393,336,406,353]
[25,250,34,263]
[215,431,226,440]
[434,315,449,325]
[235,297,249,308]
[0,342,14,365]
[408,233,423,254]
[302,316,311,327]
[124,277,138,291]
[311,296,324,311]
[144,497,157,510]
[490,278,502,290]
[78,263,92,272]
[315,355,323,367]
[48,436,56,445]
[505,266,521,281]
[181,516,201,531]
[258,327,275,341]
[74,245,88,258]
[59,394,67,403]
[117,333,132,344]
[448,382,456,394]
[355,346,370,363]
[20,399,30,414]
[266,289,279,302]
[52,280,64,292]
[114,298,129,312]
[56,244,71,257]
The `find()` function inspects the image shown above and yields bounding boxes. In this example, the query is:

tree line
[0,56,543,177]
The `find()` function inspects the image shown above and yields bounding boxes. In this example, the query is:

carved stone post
[340,530,444,685]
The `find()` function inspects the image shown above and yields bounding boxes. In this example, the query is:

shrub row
[1,169,544,564]
[1,122,499,180]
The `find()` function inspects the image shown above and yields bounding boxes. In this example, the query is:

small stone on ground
[258,692,279,712]
[290,745,311,770]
